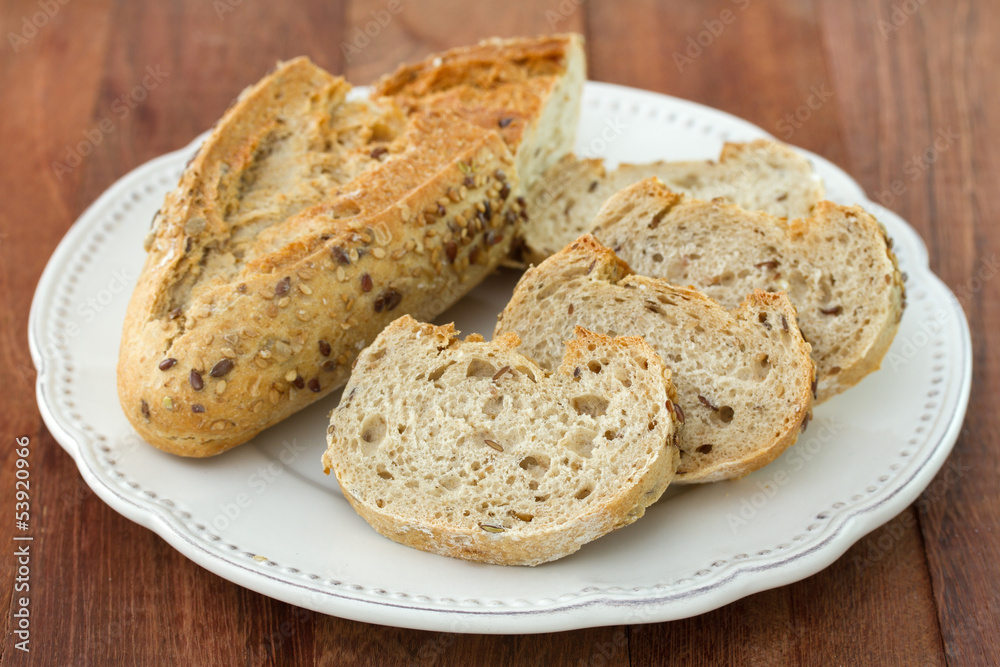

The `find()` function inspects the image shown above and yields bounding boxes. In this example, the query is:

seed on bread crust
[492,365,511,382]
[210,359,234,377]
[189,370,204,391]
[479,524,505,534]
[360,273,373,292]
[140,400,150,420]
[192,404,205,413]
[308,378,321,393]
[319,340,332,356]
[158,358,177,371]
[275,276,291,297]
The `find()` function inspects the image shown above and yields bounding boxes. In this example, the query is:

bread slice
[120,40,582,457]
[590,178,905,401]
[522,139,824,264]
[374,34,585,191]
[322,315,680,566]
[496,235,815,483]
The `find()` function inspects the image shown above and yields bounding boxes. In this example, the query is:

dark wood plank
[816,1,1000,664]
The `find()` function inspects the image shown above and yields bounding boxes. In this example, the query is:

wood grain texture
[0,0,996,665]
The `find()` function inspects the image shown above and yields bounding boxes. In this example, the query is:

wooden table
[2,1,997,664]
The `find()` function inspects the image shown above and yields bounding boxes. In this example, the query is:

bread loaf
[522,139,824,264]
[590,178,905,401]
[119,37,584,457]
[322,315,680,566]
[496,235,815,483]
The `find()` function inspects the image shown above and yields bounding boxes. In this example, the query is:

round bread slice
[495,235,816,484]
[322,315,680,566]
[590,178,905,402]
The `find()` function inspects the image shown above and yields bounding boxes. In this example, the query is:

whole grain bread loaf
[322,315,680,566]
[590,178,905,401]
[522,139,824,264]
[496,235,815,483]
[119,36,584,457]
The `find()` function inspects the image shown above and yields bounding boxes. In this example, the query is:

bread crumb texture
[323,315,679,566]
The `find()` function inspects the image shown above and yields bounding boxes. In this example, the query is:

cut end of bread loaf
[496,235,816,483]
[374,33,585,190]
[590,178,904,402]
[322,315,679,566]
[522,139,824,264]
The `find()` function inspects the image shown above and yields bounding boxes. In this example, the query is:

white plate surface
[30,82,972,634]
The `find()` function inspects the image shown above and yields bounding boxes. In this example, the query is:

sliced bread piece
[322,315,680,566]
[522,139,824,263]
[496,235,815,483]
[590,178,905,401]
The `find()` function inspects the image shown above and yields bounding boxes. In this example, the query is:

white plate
[30,82,972,634]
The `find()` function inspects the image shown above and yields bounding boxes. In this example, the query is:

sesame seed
[277,297,290,308]
[299,284,312,295]
[215,381,227,395]
[372,247,386,259]
[285,370,298,382]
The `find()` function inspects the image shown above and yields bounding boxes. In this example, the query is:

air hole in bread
[483,394,504,418]
[588,360,602,374]
[646,303,666,316]
[512,511,534,522]
[562,427,598,458]
[359,415,386,454]
[828,366,841,376]
[755,353,771,380]
[515,365,537,382]
[574,487,592,500]
[652,252,664,262]
[572,394,609,418]
[467,358,496,378]
[440,475,458,491]
[375,499,385,508]
[519,455,550,477]
[376,465,393,480]
[718,406,735,423]
[604,429,618,440]
[697,444,713,454]
[397,424,406,434]
[427,361,454,381]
